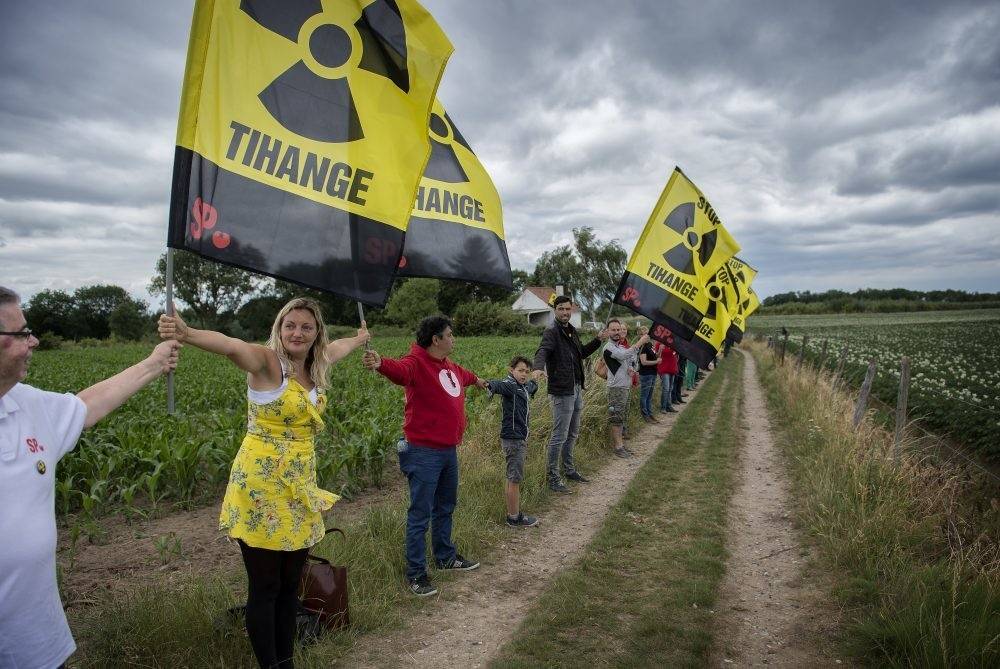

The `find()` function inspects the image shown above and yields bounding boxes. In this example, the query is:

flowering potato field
[26,336,539,519]
[749,309,1000,458]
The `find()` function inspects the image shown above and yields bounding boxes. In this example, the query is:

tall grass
[751,342,999,667]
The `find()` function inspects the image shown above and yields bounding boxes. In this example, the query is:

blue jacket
[487,374,538,440]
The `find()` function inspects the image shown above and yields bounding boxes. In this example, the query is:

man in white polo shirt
[0,286,180,669]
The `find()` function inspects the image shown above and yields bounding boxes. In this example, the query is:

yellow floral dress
[219,376,339,550]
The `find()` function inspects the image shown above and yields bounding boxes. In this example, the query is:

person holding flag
[1,286,180,669]
[602,319,650,458]
[158,298,369,669]
[361,315,487,596]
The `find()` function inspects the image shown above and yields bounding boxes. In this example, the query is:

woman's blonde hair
[266,297,331,390]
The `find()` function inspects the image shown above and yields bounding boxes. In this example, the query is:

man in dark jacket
[531,295,608,492]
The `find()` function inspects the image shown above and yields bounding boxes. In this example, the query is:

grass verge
[751,341,999,667]
[72,372,641,667]
[490,353,744,668]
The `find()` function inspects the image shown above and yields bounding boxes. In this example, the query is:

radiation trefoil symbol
[660,203,719,277]
[703,271,729,320]
[424,111,475,183]
[242,0,411,143]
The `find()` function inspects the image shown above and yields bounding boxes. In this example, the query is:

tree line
[24,227,628,346]
[761,288,1000,314]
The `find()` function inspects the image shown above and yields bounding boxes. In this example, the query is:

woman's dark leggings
[238,540,309,669]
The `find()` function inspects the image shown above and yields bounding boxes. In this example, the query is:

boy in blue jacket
[486,356,540,527]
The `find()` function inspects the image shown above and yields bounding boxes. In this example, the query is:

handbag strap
[304,527,345,562]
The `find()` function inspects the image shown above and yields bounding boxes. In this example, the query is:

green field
[26,336,541,520]
[748,309,1000,458]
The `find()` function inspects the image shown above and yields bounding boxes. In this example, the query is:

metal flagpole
[165,248,176,414]
[357,302,371,350]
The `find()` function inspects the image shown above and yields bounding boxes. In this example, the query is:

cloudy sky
[1,0,998,303]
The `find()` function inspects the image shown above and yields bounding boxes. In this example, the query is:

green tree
[572,227,627,322]
[25,289,78,339]
[149,250,261,331]
[384,278,440,328]
[108,296,150,340]
[437,279,516,315]
[74,284,132,339]
[530,245,582,296]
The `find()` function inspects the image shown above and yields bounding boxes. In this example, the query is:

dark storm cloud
[0,0,998,300]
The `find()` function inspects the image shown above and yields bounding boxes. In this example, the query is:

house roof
[522,286,581,313]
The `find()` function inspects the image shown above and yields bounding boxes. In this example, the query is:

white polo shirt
[0,383,87,669]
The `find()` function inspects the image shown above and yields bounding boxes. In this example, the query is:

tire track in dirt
[342,381,710,669]
[709,352,846,667]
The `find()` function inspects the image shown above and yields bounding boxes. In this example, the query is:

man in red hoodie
[362,315,487,596]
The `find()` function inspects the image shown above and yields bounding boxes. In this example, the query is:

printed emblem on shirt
[439,369,461,397]
[26,437,45,453]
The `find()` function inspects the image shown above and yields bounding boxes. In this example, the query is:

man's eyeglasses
[0,328,33,338]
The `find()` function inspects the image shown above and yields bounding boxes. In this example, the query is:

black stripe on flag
[396,215,513,288]
[168,148,403,306]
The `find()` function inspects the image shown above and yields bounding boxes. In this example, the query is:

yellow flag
[614,167,741,366]
[726,257,759,336]
[169,0,453,305]
[397,99,511,288]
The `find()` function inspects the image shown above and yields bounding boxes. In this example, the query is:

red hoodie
[376,343,479,449]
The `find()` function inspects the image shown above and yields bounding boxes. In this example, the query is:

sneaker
[549,481,572,493]
[408,576,437,597]
[642,414,655,424]
[675,398,686,404]
[506,513,539,528]
[565,471,590,483]
[614,447,630,459]
[438,554,480,571]
[663,407,677,413]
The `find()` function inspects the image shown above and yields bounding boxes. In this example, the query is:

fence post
[833,344,849,389]
[817,339,829,371]
[780,331,789,365]
[852,358,877,429]
[796,335,809,369]
[893,357,910,461]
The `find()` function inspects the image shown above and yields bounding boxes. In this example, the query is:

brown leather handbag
[298,528,349,630]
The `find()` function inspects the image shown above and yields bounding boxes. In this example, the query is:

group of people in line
[0,285,696,669]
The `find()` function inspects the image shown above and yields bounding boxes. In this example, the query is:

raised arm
[158,310,277,383]
[77,340,180,428]
[325,320,370,365]
[532,328,556,380]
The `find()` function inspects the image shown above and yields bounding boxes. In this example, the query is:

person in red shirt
[362,315,487,597]
[655,339,679,413]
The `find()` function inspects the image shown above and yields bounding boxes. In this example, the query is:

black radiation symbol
[660,202,718,276]
[424,112,474,183]
[704,272,729,320]
[241,0,411,143]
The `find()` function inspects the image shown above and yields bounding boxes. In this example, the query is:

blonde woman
[158,298,367,669]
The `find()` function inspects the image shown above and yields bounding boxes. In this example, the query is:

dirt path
[709,352,846,667]
[343,381,707,668]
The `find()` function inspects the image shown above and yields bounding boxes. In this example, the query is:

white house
[511,286,582,328]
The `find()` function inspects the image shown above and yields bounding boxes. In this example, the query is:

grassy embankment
[751,341,999,667]
[72,362,637,667]
[491,352,744,667]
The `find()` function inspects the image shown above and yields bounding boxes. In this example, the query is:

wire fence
[761,334,1000,486]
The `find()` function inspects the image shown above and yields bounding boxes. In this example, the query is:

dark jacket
[532,322,603,396]
[487,374,538,440]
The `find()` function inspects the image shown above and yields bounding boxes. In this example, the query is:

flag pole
[165,248,176,415]
[357,301,371,351]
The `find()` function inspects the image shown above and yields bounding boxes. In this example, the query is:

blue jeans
[546,385,583,483]
[639,374,656,416]
[658,373,673,410]
[397,442,458,580]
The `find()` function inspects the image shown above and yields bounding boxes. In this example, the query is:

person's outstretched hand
[148,340,181,374]
[362,349,381,370]
[158,307,189,343]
